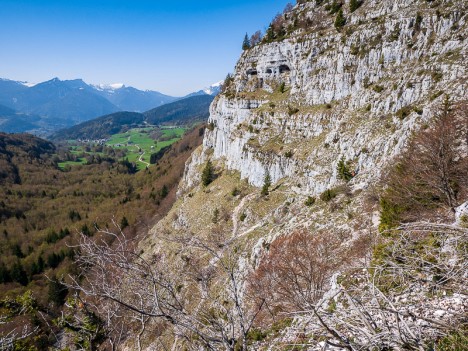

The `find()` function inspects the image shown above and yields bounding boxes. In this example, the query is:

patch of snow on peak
[110,83,124,89]
[203,80,223,95]
[93,83,125,91]
[0,79,36,87]
[22,82,37,87]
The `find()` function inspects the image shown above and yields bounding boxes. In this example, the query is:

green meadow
[106,127,185,169]
[59,127,186,171]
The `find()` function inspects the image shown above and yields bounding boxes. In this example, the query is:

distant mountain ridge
[52,94,214,141]
[0,103,42,133]
[0,78,119,134]
[0,77,221,136]
[92,84,178,112]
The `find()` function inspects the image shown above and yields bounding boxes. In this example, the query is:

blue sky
[0,0,290,96]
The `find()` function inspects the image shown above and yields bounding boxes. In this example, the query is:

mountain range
[0,78,221,136]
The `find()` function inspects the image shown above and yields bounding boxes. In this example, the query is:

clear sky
[0,0,290,96]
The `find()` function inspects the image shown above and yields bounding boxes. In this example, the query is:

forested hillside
[51,112,145,140]
[0,127,204,349]
[144,94,214,125]
[0,133,56,184]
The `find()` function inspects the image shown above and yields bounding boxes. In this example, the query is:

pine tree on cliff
[334,9,346,29]
[266,24,275,42]
[201,160,215,186]
[261,171,272,196]
[350,0,362,12]
[337,156,353,181]
[242,33,251,50]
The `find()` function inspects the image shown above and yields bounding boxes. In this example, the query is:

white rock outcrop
[181,0,467,196]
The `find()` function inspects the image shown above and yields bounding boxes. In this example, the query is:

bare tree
[283,3,294,14]
[0,317,37,351]
[67,221,264,350]
[409,100,467,210]
[282,223,468,350]
[247,230,369,327]
[271,13,286,32]
[382,100,468,223]
[249,31,262,47]
[168,231,265,351]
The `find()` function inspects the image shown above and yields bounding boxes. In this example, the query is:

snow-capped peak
[0,78,37,87]
[203,81,223,96]
[93,83,125,91]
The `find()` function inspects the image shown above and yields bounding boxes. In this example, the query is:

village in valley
[58,126,186,170]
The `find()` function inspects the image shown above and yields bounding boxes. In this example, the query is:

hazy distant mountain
[0,77,177,134]
[0,79,28,107]
[144,95,214,125]
[0,103,41,133]
[16,78,120,123]
[53,95,214,141]
[93,84,178,112]
[0,77,219,135]
[0,78,120,132]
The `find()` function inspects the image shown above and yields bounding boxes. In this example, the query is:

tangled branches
[285,222,467,350]
[67,222,263,350]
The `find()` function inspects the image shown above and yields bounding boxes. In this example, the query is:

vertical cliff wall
[181,0,466,196]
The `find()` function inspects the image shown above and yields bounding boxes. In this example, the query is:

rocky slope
[142,0,467,349]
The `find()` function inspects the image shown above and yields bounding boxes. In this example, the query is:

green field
[58,158,87,169]
[59,127,186,171]
[106,127,186,170]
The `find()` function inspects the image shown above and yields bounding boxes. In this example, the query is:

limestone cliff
[182,0,466,195]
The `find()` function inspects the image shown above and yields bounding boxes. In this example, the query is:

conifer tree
[212,208,220,224]
[10,261,28,286]
[266,25,275,42]
[261,171,272,196]
[120,216,129,229]
[37,255,45,272]
[160,185,169,199]
[337,156,353,181]
[201,160,215,187]
[242,33,251,50]
[0,263,10,284]
[334,9,346,29]
[350,0,362,12]
[48,276,68,306]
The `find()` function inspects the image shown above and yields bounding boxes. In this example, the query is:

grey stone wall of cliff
[181,0,467,196]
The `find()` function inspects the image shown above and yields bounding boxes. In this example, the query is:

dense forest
[0,126,204,348]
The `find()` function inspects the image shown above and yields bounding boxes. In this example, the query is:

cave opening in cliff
[246,69,258,76]
[279,65,291,74]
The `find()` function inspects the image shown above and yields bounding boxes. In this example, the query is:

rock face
[182,0,466,195]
